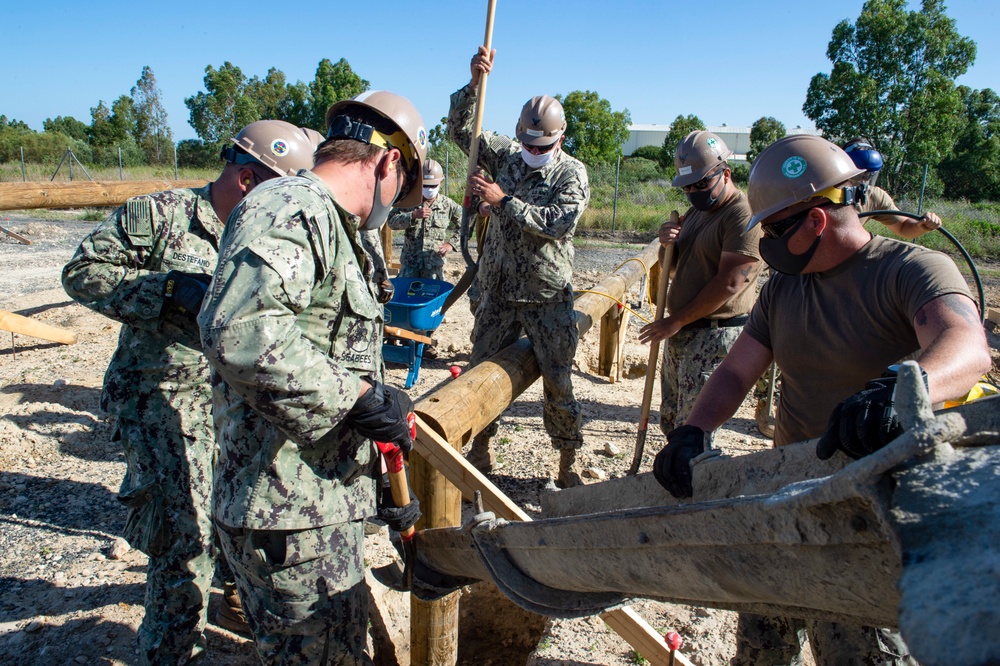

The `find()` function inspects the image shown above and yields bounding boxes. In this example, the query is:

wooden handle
[0,309,77,345]
[384,325,433,346]
[628,210,678,475]
[465,0,498,188]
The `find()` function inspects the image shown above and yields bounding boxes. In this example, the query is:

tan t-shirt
[744,236,973,447]
[666,190,763,318]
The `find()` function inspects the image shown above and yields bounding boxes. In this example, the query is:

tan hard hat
[672,131,734,187]
[230,120,317,177]
[302,128,326,150]
[423,159,444,185]
[747,135,867,229]
[516,95,566,146]
[325,90,429,208]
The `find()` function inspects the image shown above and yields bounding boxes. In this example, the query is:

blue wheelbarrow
[383,277,454,388]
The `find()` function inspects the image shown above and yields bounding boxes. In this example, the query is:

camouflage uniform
[198,170,381,666]
[448,84,590,449]
[388,194,462,280]
[660,326,742,433]
[61,186,224,665]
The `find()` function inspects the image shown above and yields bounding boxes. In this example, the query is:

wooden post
[380,223,394,273]
[0,180,207,211]
[598,303,625,381]
[409,425,462,664]
[0,310,77,345]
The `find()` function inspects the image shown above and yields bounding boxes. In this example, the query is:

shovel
[627,210,678,476]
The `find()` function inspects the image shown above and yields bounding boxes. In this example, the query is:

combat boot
[755,399,775,439]
[215,581,252,637]
[556,448,584,489]
[466,433,495,473]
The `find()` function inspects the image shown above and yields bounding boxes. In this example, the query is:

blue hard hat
[843,138,883,173]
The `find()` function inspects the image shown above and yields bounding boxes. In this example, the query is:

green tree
[660,114,705,169]
[88,96,144,166]
[629,145,663,162]
[748,116,786,163]
[176,139,221,169]
[246,68,313,128]
[555,90,631,165]
[306,58,369,132]
[803,0,977,195]
[132,66,172,163]
[937,86,1000,201]
[43,116,88,142]
[185,62,259,145]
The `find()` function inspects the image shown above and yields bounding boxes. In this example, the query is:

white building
[623,123,822,162]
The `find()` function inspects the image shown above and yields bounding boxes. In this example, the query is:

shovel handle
[628,210,678,476]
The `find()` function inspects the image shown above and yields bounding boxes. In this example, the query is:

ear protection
[243,178,252,185]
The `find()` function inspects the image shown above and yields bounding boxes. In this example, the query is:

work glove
[816,366,926,460]
[377,279,395,304]
[376,472,421,533]
[652,425,708,499]
[164,271,212,315]
[345,381,414,452]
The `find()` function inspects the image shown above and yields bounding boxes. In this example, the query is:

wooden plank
[600,606,693,666]
[0,310,77,345]
[987,307,1000,326]
[412,416,676,664]
[0,225,31,245]
[0,180,207,211]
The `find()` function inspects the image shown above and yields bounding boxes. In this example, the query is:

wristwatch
[499,195,513,211]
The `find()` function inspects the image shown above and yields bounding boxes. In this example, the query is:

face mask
[685,172,725,211]
[362,157,403,231]
[521,146,556,169]
[758,215,822,275]
[422,185,439,200]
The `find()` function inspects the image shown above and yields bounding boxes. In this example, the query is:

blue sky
[3,1,997,142]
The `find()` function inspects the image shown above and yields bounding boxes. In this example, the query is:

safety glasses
[523,142,558,155]
[681,168,723,192]
[762,205,825,239]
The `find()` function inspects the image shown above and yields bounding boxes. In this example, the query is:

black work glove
[345,381,414,452]
[377,279,395,304]
[164,271,212,315]
[652,425,707,499]
[816,376,904,461]
[376,472,421,532]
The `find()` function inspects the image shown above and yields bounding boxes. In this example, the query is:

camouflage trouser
[217,521,372,666]
[398,254,445,282]
[732,613,917,665]
[753,364,782,403]
[116,413,216,665]
[659,325,742,435]
[471,294,582,449]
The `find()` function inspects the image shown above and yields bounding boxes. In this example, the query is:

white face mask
[521,146,557,169]
[422,185,439,200]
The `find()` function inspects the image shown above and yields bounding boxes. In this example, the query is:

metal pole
[20,147,26,182]
[612,153,621,232]
[444,147,450,197]
[69,149,74,181]
[174,143,179,180]
[917,163,928,215]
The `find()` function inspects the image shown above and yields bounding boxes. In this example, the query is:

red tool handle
[375,412,418,540]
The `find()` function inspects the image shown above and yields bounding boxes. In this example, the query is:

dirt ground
[1,212,998,666]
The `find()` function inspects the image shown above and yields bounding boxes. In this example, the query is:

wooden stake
[0,310,77,345]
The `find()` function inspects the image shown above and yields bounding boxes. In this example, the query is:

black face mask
[685,171,726,211]
[759,214,822,275]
